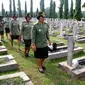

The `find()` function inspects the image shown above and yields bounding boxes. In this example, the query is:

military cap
[37,12,45,20]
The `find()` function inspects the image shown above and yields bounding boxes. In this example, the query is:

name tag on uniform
[13,23,16,25]
[25,25,28,27]
[39,29,41,32]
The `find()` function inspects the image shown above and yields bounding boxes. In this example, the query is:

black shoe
[38,69,44,73]
[18,48,22,51]
[28,54,30,57]
[1,39,5,43]
[42,66,46,70]
[25,53,29,57]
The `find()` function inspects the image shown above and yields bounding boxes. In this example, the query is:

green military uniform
[4,18,11,33]
[4,18,10,28]
[32,21,50,48]
[0,20,4,35]
[10,20,20,35]
[21,21,33,40]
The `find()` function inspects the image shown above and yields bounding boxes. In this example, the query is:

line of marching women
[0,15,11,42]
[0,12,51,73]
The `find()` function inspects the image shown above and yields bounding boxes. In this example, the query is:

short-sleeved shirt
[10,20,20,35]
[21,21,33,40]
[32,21,50,48]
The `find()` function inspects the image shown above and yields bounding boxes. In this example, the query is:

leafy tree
[13,0,16,15]
[18,0,22,17]
[25,1,27,16]
[40,0,45,12]
[70,0,73,18]
[74,0,81,21]
[2,3,5,17]
[9,0,12,17]
[45,7,50,18]
[59,0,64,18]
[82,3,85,18]
[50,0,53,18]
[53,1,56,18]
[30,0,33,17]
[36,8,39,16]
[82,11,85,18]
[82,3,85,7]
[63,0,68,19]
[5,11,8,17]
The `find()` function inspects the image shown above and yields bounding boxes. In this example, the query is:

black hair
[0,16,3,20]
[53,43,57,51]
[0,16,2,19]
[37,15,44,20]
[25,13,31,19]
[13,14,17,18]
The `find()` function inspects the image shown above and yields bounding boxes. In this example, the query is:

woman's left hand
[48,40,51,45]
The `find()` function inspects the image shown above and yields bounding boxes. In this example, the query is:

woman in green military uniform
[4,15,10,39]
[21,13,32,57]
[0,16,5,42]
[10,14,21,50]
[32,12,51,73]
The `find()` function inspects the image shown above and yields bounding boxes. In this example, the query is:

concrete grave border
[0,46,8,54]
[48,47,84,59]
[0,72,34,85]
[0,55,18,72]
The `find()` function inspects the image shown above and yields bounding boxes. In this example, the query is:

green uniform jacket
[21,21,33,40]
[32,22,50,48]
[0,20,4,31]
[11,20,20,35]
[4,18,10,28]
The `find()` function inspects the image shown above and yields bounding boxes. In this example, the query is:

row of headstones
[0,41,34,85]
[46,18,85,30]
[46,18,85,43]
[46,18,85,37]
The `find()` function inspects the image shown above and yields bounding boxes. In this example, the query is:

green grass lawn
[1,36,85,85]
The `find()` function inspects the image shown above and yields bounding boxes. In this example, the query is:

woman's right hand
[31,43,36,52]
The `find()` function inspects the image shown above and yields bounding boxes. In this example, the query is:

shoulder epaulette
[34,22,38,25]
[44,21,48,24]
